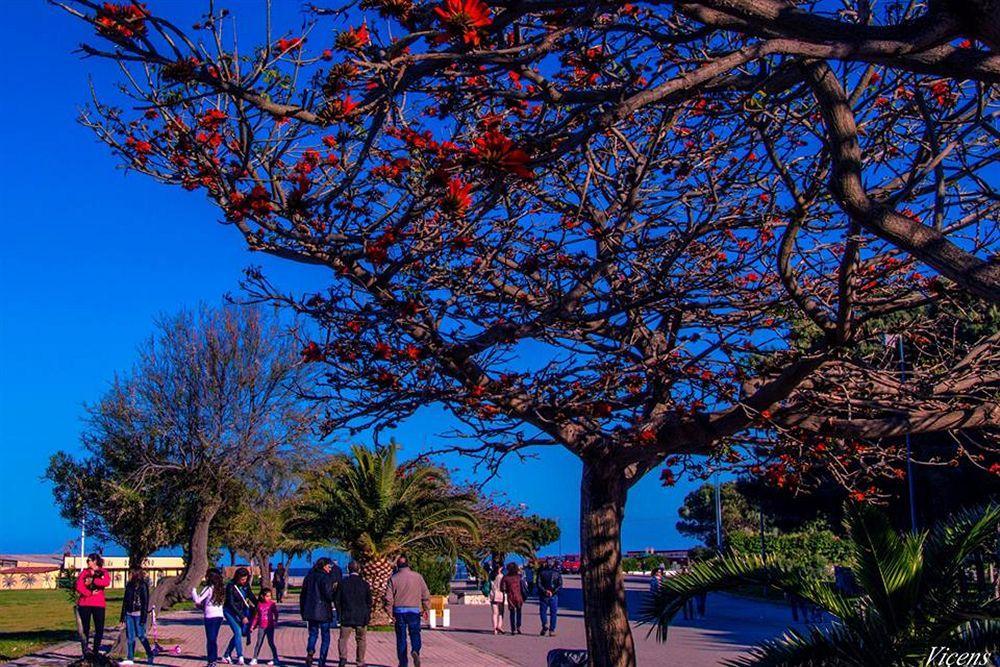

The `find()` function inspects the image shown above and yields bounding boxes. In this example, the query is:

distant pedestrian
[223,567,257,664]
[537,558,562,637]
[384,555,431,667]
[272,564,287,603]
[487,564,506,634]
[648,566,666,595]
[120,567,154,665]
[300,558,339,667]
[335,560,372,667]
[522,561,535,597]
[76,552,111,659]
[192,568,227,667]
[500,563,525,635]
[695,590,707,619]
[249,587,279,665]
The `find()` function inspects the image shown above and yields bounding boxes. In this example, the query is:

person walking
[487,564,506,634]
[271,564,287,604]
[384,555,430,667]
[648,565,665,595]
[335,561,372,667]
[522,560,535,598]
[223,567,257,664]
[249,588,279,665]
[500,563,525,635]
[75,553,112,659]
[301,557,339,667]
[120,567,155,665]
[192,568,227,667]
[537,558,562,637]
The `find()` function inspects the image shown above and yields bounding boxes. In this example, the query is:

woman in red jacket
[75,553,112,658]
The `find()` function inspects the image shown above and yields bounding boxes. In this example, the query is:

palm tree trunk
[580,459,636,667]
[361,557,395,626]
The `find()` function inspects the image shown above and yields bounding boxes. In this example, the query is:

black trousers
[78,606,106,655]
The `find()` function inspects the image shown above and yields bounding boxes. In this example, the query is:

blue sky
[0,0,704,558]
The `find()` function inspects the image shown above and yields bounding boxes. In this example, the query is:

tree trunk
[150,499,221,611]
[361,557,396,626]
[580,459,636,667]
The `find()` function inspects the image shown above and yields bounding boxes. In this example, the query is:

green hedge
[409,554,454,596]
[727,528,853,579]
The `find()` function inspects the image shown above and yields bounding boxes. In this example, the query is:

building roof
[0,566,60,575]
[0,554,62,565]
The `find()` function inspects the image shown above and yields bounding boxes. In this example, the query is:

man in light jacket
[383,556,430,667]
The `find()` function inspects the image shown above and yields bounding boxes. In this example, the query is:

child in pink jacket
[249,587,280,665]
[75,553,112,658]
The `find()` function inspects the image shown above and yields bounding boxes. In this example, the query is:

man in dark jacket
[300,558,343,667]
[335,561,372,667]
[537,558,563,637]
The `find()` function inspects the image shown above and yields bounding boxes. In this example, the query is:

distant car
[560,555,581,574]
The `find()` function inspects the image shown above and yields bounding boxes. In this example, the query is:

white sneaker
[237,660,246,666]
[120,661,135,666]
[250,661,258,666]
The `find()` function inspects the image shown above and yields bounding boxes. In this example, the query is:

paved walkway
[441,576,812,667]
[9,596,513,667]
[11,579,808,666]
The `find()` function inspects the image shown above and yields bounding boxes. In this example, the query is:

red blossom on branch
[95,3,147,40]
[433,0,492,46]
[470,130,533,179]
[440,177,473,216]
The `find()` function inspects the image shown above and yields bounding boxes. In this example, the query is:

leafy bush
[409,554,455,596]
[727,524,852,580]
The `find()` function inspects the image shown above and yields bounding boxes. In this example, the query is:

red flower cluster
[198,109,227,131]
[440,178,473,216]
[371,157,411,182]
[337,23,370,51]
[227,185,274,221]
[125,135,153,165]
[276,37,306,54]
[929,80,956,107]
[433,0,493,46]
[301,341,326,362]
[470,130,533,179]
[95,3,147,40]
[322,95,359,121]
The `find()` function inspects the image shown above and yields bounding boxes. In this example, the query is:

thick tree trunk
[580,459,636,667]
[149,499,221,611]
[361,557,396,626]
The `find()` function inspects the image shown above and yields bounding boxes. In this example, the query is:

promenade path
[12,577,805,666]
[9,595,513,667]
[442,575,809,667]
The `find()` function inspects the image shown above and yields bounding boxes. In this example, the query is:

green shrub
[727,525,853,580]
[409,554,454,595]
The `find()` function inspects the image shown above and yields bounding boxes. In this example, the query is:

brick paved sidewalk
[9,598,514,667]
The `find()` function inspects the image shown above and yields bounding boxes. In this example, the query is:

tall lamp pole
[897,335,919,533]
[714,476,723,552]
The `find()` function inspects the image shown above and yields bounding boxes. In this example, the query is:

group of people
[190,554,430,667]
[74,553,160,665]
[483,558,564,637]
[649,564,708,620]
[73,551,572,667]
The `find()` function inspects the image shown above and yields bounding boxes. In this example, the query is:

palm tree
[642,504,1000,666]
[286,442,479,624]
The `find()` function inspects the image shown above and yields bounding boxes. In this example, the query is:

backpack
[479,579,492,597]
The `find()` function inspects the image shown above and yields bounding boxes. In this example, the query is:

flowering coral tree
[56,1,999,663]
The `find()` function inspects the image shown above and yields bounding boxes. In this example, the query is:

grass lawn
[0,588,123,662]
[0,589,192,662]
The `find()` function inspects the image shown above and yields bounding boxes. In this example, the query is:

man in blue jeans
[537,558,563,636]
[300,557,343,667]
[384,555,431,667]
